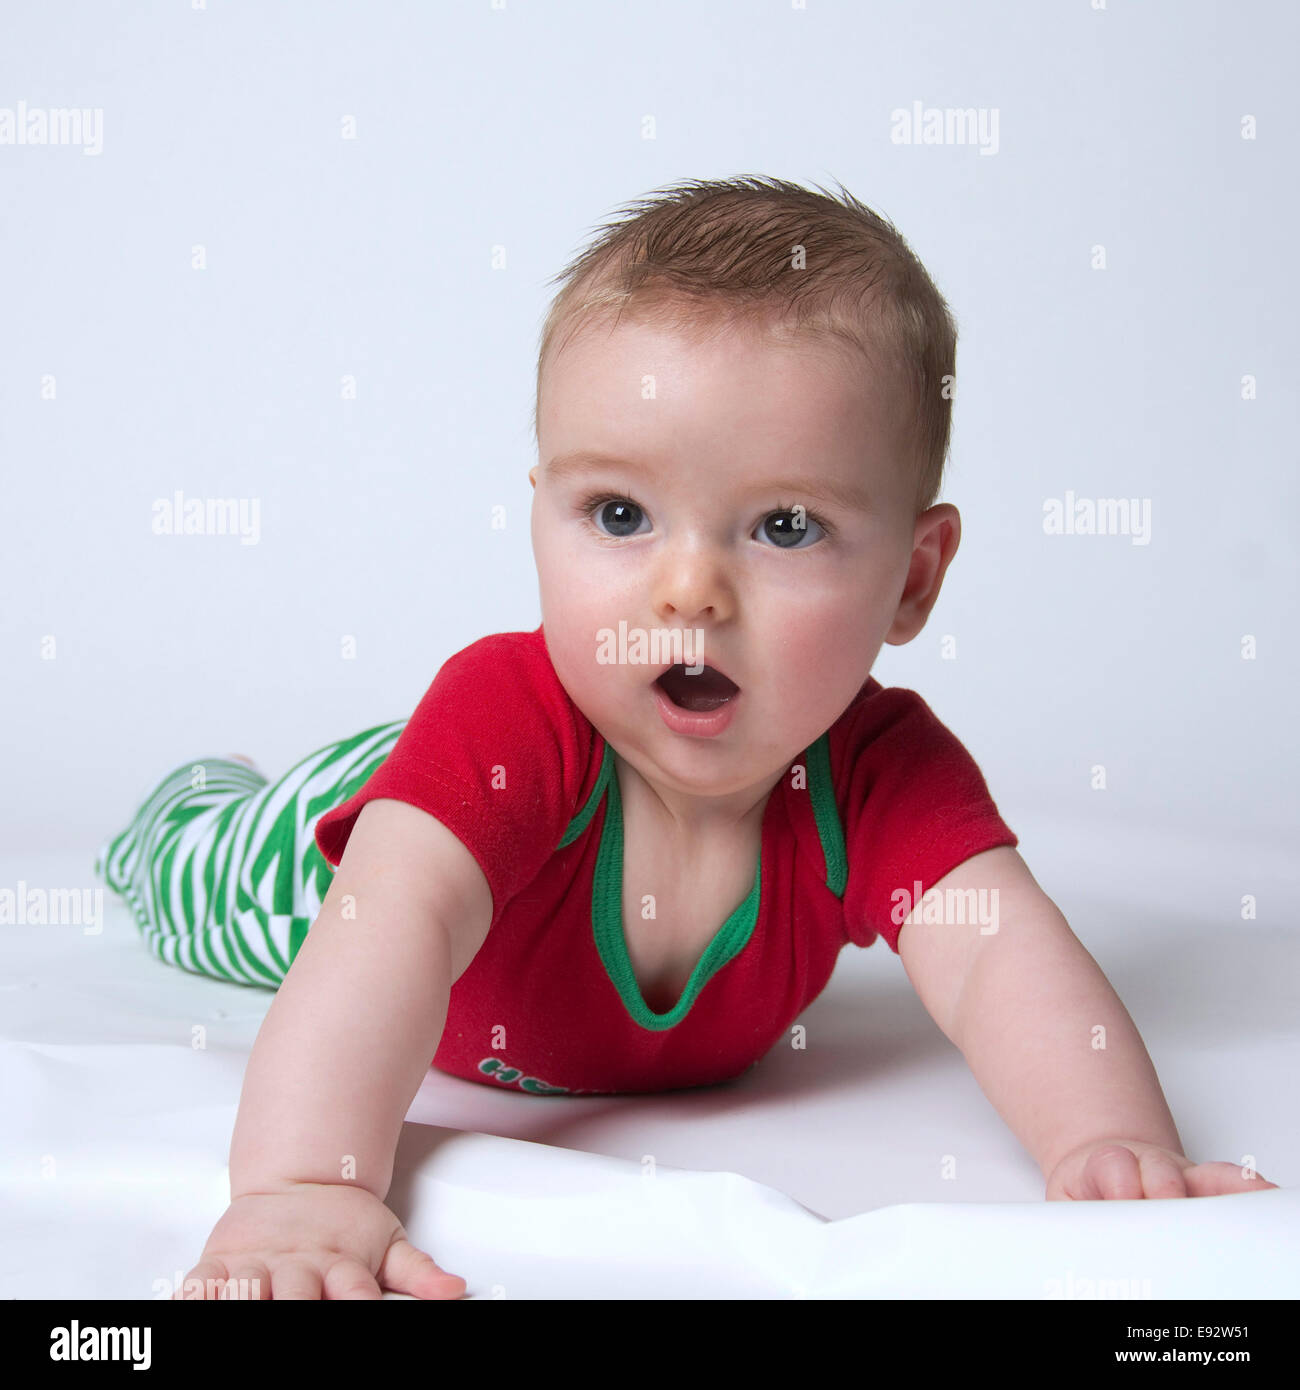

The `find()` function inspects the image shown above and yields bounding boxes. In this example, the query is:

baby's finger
[271,1260,324,1301]
[378,1236,467,1300]
[1136,1149,1188,1199]
[1079,1145,1144,1200]
[322,1257,382,1300]
[222,1261,272,1299]
[174,1258,229,1300]
[1183,1162,1280,1198]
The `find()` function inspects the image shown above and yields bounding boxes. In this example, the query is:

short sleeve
[834,684,1018,954]
[313,628,598,923]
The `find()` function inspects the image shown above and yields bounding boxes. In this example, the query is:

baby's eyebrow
[544,450,644,485]
[748,473,874,515]
[544,449,873,514]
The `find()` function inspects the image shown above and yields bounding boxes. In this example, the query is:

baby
[96,176,1275,1301]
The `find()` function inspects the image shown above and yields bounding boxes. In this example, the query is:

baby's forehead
[549,315,889,405]
[539,306,916,499]
[550,321,903,437]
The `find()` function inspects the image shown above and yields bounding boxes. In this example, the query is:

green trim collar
[556,732,844,1030]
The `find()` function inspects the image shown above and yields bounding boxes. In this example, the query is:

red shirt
[314,626,1017,1096]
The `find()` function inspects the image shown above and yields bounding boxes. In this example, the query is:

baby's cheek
[775,623,872,722]
[777,610,859,676]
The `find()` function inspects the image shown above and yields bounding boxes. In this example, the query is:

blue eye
[756,508,826,548]
[584,496,650,538]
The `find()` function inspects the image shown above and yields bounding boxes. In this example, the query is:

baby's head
[528,176,962,797]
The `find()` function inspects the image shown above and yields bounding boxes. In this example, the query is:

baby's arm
[184,796,493,1299]
[897,846,1277,1200]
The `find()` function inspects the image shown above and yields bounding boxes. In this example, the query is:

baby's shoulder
[827,677,953,760]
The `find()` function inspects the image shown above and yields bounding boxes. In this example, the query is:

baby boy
[176,176,1275,1300]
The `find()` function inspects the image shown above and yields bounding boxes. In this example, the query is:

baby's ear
[528,466,538,490]
[886,503,961,645]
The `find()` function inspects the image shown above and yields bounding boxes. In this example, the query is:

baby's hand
[1045,1139,1279,1201]
[176,1181,467,1300]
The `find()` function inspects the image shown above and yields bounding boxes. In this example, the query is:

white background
[3,1,1296,885]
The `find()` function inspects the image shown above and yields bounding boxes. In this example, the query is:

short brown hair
[533,175,958,514]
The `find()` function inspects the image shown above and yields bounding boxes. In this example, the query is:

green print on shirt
[478,1057,571,1095]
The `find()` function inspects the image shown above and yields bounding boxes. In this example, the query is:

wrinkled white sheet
[2,832,1297,1300]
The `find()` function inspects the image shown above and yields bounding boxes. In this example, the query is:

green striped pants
[93,722,405,988]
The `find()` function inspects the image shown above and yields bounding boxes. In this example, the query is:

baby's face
[530,314,941,799]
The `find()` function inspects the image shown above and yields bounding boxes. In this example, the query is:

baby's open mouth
[654,663,741,712]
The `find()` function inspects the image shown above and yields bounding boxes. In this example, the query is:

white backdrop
[3,1,1295,898]
[2,0,1297,1302]
[3,0,1297,878]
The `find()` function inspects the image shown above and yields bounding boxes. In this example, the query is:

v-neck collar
[556,733,846,1031]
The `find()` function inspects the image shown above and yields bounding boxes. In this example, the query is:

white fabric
[2,830,1297,1300]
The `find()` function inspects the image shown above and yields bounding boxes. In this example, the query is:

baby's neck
[612,749,783,844]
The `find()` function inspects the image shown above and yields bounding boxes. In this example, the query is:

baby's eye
[586,497,650,538]
[755,508,826,549]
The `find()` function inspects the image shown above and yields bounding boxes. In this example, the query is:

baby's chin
[593,688,805,783]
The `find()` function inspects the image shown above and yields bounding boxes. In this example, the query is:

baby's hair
[532,175,957,515]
